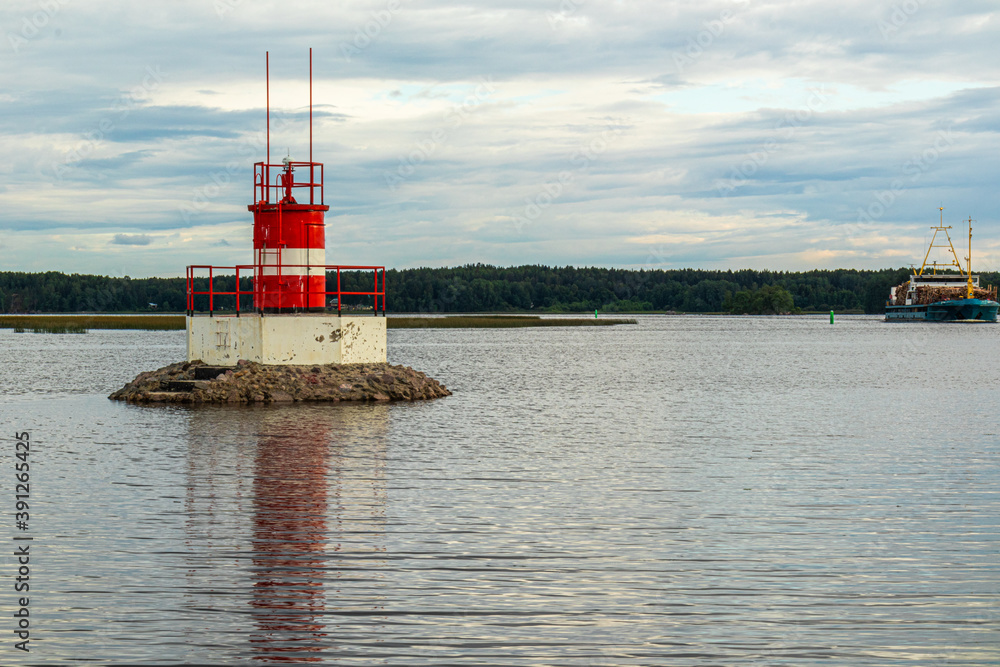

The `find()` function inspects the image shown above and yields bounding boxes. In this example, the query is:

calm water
[0,316,997,665]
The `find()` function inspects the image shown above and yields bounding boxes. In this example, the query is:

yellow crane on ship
[916,207,975,299]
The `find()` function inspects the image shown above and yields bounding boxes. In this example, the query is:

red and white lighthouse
[185,50,387,366]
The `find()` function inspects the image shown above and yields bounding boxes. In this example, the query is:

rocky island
[110,360,451,404]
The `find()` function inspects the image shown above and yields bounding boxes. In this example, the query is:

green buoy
[595,309,598,319]
[830,310,834,324]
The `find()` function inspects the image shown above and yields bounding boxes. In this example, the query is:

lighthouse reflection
[184,403,389,663]
[249,408,331,662]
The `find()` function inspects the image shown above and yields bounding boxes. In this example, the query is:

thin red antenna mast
[309,47,313,165]
[266,51,270,170]
[309,47,314,204]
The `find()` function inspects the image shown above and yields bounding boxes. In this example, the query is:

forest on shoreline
[0,264,980,315]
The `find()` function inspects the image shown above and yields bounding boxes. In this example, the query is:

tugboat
[885,208,999,322]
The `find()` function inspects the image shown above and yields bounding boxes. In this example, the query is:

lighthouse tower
[251,154,329,313]
[185,50,387,366]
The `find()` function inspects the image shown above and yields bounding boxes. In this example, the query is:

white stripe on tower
[260,248,326,277]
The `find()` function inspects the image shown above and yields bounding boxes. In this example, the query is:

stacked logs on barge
[891,282,997,306]
[109,360,451,404]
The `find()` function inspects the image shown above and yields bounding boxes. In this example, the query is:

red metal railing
[186,264,386,316]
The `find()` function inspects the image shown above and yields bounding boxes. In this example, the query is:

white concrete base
[187,314,387,366]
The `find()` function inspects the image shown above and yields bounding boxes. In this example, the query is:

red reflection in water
[249,427,330,663]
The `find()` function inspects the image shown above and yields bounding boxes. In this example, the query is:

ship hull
[885,298,999,322]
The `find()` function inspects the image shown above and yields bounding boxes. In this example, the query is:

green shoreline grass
[387,316,637,328]
[0,315,184,331]
[0,314,636,331]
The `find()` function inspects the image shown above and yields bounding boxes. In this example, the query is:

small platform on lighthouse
[186,249,388,367]
[187,312,386,366]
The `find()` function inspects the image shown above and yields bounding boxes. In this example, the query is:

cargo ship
[885,209,999,322]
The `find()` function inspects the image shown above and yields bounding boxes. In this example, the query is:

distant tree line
[723,284,797,315]
[0,265,983,315]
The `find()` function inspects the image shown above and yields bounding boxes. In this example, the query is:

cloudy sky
[1,0,998,277]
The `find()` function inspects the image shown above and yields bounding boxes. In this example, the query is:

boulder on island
[109,360,451,404]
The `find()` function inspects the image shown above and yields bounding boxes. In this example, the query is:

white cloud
[0,0,998,275]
